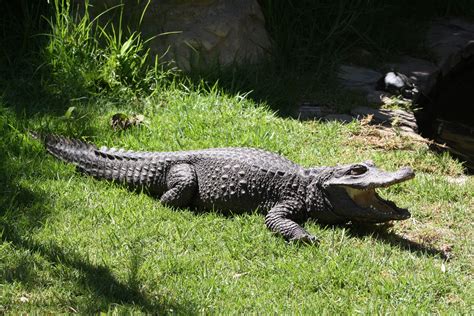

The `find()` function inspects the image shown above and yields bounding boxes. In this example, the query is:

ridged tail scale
[37,134,156,187]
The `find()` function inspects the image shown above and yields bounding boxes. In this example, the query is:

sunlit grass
[1,85,472,313]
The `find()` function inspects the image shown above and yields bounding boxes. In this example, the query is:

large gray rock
[427,18,474,66]
[78,0,271,70]
[152,0,270,70]
[296,104,334,120]
[337,65,388,105]
[387,56,437,89]
[338,65,382,93]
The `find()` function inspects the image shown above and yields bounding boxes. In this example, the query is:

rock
[415,29,474,171]
[432,120,474,171]
[146,0,271,70]
[296,105,334,120]
[437,41,474,77]
[338,65,382,93]
[338,57,439,104]
[337,65,389,105]
[338,65,386,105]
[415,40,474,135]
[427,18,474,66]
[387,56,438,89]
[366,90,388,104]
[75,0,271,71]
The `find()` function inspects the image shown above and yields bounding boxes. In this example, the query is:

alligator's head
[320,161,415,223]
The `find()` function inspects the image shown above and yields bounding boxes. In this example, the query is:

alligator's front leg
[265,202,318,244]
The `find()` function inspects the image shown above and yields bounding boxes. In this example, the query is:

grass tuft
[42,0,175,101]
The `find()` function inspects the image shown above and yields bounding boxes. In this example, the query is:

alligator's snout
[324,162,415,222]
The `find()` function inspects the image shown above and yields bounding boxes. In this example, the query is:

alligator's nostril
[400,167,415,178]
[364,160,375,167]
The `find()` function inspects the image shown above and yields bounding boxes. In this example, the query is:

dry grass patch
[346,115,429,151]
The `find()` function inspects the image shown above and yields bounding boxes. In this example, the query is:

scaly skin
[36,134,415,243]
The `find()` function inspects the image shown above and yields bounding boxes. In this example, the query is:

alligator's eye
[349,165,367,175]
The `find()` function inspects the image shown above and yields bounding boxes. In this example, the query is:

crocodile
[34,134,415,243]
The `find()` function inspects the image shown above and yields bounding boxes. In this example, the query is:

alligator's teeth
[344,186,397,215]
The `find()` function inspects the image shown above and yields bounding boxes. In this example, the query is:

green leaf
[64,106,76,119]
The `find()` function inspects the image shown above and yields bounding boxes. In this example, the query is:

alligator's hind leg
[160,164,197,207]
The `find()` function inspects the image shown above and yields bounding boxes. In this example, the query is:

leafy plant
[42,0,173,100]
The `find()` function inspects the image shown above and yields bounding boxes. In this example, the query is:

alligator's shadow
[341,223,451,260]
[135,186,452,260]
[216,209,451,260]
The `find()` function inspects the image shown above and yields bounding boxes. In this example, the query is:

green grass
[1,85,473,313]
[1,0,473,314]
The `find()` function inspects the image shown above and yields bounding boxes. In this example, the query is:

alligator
[34,134,415,243]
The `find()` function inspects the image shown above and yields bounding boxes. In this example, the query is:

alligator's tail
[32,133,157,186]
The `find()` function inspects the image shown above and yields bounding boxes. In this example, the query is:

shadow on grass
[0,90,195,313]
[2,228,195,313]
[0,159,193,312]
[184,59,349,117]
[345,224,451,260]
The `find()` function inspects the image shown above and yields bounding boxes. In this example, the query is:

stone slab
[338,65,382,93]
[387,56,438,88]
[427,18,474,66]
[296,105,334,120]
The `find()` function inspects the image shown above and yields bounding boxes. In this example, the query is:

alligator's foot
[290,233,319,245]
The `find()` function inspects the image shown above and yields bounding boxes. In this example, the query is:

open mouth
[344,186,410,220]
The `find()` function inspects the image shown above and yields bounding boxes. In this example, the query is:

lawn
[0,0,473,314]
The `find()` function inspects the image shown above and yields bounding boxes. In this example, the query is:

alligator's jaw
[344,186,410,220]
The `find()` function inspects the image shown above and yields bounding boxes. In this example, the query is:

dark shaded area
[415,43,474,172]
[189,1,474,112]
[3,0,474,114]
[258,0,474,67]
[423,63,474,126]
[0,3,189,313]
[0,0,72,116]
[2,229,195,313]
[345,224,452,260]
[0,0,49,64]
[0,114,194,313]
[416,54,474,131]
[265,0,474,67]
